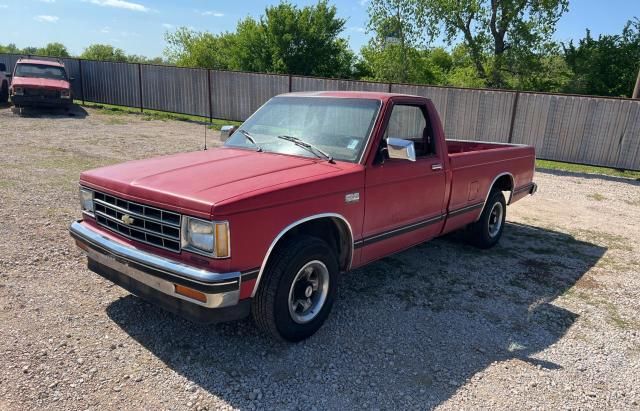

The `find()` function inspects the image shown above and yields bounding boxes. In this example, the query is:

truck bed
[446,140,514,154]
[442,139,536,234]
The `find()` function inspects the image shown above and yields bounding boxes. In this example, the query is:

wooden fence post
[78,59,85,105]
[633,66,640,99]
[288,74,292,93]
[207,69,213,122]
[137,63,143,113]
[507,91,520,144]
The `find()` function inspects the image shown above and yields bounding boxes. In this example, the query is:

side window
[384,104,435,157]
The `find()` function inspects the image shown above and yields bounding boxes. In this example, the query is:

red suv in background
[9,57,73,109]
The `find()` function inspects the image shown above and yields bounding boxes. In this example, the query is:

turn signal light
[215,222,229,257]
[174,284,207,303]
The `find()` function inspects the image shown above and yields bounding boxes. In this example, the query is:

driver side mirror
[220,125,238,142]
[386,137,416,162]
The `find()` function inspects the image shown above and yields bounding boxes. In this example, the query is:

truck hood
[11,76,70,90]
[80,148,349,217]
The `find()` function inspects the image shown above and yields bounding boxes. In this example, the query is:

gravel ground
[1,105,639,410]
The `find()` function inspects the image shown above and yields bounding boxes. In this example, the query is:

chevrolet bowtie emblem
[121,214,135,225]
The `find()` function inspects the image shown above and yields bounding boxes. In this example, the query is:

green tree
[368,0,568,88]
[37,42,70,57]
[563,19,640,97]
[80,44,128,62]
[164,0,354,77]
[444,44,486,88]
[0,43,22,54]
[358,44,450,84]
[125,54,166,64]
[22,46,39,55]
[258,0,353,76]
[165,27,237,69]
[366,0,425,82]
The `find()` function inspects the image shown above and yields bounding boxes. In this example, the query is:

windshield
[14,63,67,80]
[224,97,381,162]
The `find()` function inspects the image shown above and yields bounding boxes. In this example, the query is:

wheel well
[491,174,514,203]
[272,217,352,272]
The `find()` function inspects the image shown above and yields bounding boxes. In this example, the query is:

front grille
[93,191,182,252]
[24,88,60,98]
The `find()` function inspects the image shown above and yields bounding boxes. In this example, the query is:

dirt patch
[0,106,639,410]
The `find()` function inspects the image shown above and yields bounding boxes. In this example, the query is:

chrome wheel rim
[488,202,504,237]
[288,260,329,324]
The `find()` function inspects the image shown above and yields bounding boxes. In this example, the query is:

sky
[0,0,637,58]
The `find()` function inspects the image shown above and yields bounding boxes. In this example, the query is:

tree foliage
[0,42,69,57]
[165,28,236,69]
[0,2,637,98]
[37,42,70,57]
[165,0,354,77]
[80,44,128,62]
[367,0,569,88]
[563,19,640,97]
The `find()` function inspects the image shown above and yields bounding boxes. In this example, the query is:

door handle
[431,163,443,170]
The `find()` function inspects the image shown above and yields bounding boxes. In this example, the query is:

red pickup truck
[70,92,537,341]
[8,57,73,110]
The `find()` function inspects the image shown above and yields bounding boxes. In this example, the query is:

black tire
[467,190,506,249]
[0,81,8,105]
[252,235,338,342]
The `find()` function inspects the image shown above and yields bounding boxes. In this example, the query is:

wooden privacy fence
[2,53,639,170]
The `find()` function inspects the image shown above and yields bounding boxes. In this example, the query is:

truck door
[359,101,447,264]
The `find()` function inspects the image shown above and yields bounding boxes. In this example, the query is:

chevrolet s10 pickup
[70,91,537,341]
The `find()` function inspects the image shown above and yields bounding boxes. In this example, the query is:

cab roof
[17,58,65,67]
[279,90,420,102]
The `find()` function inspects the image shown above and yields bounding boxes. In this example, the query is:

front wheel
[467,190,506,249]
[252,235,338,342]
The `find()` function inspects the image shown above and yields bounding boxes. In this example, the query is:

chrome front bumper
[69,220,241,309]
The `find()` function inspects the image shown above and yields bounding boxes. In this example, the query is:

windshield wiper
[277,135,334,163]
[237,129,262,151]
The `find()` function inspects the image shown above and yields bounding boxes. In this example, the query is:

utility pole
[633,65,640,99]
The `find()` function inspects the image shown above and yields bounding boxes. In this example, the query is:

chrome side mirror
[386,137,416,162]
[220,125,238,142]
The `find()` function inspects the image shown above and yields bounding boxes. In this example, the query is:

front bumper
[11,95,71,107]
[69,220,249,323]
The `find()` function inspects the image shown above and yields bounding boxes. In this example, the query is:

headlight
[61,89,71,99]
[79,187,94,215]
[13,87,24,96]
[181,217,230,258]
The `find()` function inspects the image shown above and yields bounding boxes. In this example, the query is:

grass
[537,159,640,180]
[587,193,607,201]
[76,100,241,130]
[574,229,632,251]
[561,288,638,330]
[623,199,640,207]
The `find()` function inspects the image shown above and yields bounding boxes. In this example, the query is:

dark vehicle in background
[9,57,73,109]
[0,63,9,104]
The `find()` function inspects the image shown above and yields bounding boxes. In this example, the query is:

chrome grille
[24,88,60,98]
[93,191,181,252]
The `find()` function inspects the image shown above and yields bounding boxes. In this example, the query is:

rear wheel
[252,235,338,342]
[467,190,506,249]
[0,82,8,104]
